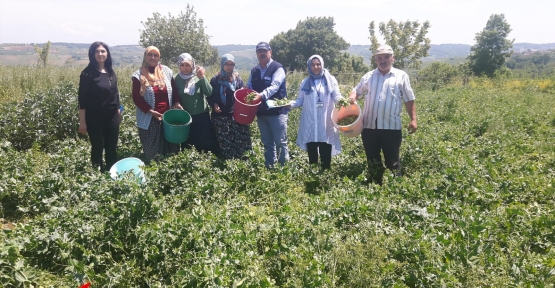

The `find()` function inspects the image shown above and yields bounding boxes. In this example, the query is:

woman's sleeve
[237,78,244,87]
[114,74,121,107]
[171,78,180,104]
[132,77,151,113]
[198,77,213,98]
[207,76,217,107]
[291,79,306,109]
[78,71,90,109]
[330,76,343,103]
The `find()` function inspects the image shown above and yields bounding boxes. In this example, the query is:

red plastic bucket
[233,88,262,124]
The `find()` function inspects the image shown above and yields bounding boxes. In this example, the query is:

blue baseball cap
[256,42,271,51]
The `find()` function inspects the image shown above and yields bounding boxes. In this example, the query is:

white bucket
[331,102,363,137]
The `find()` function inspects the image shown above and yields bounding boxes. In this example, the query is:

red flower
[79,282,91,288]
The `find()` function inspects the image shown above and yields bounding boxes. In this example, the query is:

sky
[1,0,554,46]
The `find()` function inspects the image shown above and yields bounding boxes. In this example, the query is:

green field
[0,66,554,287]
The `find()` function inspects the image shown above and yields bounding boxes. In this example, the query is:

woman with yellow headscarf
[132,46,183,164]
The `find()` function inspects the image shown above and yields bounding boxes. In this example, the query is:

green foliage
[0,82,81,150]
[468,14,514,77]
[34,41,51,67]
[0,69,554,287]
[331,52,368,84]
[369,20,431,70]
[139,5,218,66]
[416,61,471,91]
[506,52,555,78]
[270,17,349,71]
[0,66,136,105]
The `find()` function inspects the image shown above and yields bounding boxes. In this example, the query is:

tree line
[34,5,517,81]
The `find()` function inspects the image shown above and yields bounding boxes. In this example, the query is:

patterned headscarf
[177,53,196,80]
[217,54,238,105]
[301,54,335,94]
[139,46,166,96]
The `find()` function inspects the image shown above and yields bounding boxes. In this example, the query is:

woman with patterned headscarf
[290,55,344,169]
[208,54,252,159]
[132,46,183,164]
[174,53,217,153]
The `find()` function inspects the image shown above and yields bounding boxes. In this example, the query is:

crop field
[0,66,554,287]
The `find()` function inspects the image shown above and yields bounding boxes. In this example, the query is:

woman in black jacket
[78,41,121,171]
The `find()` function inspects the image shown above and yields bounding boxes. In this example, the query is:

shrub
[417,62,467,91]
[0,82,80,150]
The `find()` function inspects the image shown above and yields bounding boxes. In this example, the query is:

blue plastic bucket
[109,157,146,184]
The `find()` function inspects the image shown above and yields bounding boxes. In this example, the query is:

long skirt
[182,111,217,153]
[212,115,252,159]
[138,117,180,164]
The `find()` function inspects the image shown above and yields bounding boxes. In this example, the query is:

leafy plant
[0,82,80,150]
[0,67,554,287]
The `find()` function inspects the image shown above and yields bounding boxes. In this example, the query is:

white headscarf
[177,53,197,95]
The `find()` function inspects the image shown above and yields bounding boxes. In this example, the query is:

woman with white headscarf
[290,55,344,169]
[174,53,216,153]
[208,54,252,159]
[132,46,182,164]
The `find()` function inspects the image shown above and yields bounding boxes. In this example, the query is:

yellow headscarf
[139,46,166,96]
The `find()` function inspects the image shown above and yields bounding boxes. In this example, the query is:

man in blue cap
[247,41,289,168]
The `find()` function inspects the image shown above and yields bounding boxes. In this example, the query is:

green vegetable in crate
[337,115,358,126]
[245,92,257,104]
[335,98,350,109]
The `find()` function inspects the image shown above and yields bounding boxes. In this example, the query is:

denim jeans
[257,114,289,167]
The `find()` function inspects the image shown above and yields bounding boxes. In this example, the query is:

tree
[332,52,368,85]
[368,20,431,70]
[34,41,51,67]
[467,14,514,77]
[333,52,367,73]
[417,62,471,91]
[270,17,349,71]
[139,5,217,66]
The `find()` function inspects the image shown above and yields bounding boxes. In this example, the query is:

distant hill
[1,42,554,69]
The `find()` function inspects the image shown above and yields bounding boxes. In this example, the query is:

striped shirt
[291,76,343,156]
[352,67,415,130]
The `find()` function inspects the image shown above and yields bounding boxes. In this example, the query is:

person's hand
[78,122,87,134]
[150,110,163,121]
[253,93,263,103]
[348,92,357,104]
[118,110,122,123]
[196,66,205,79]
[213,103,222,113]
[407,120,417,134]
[173,103,184,110]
